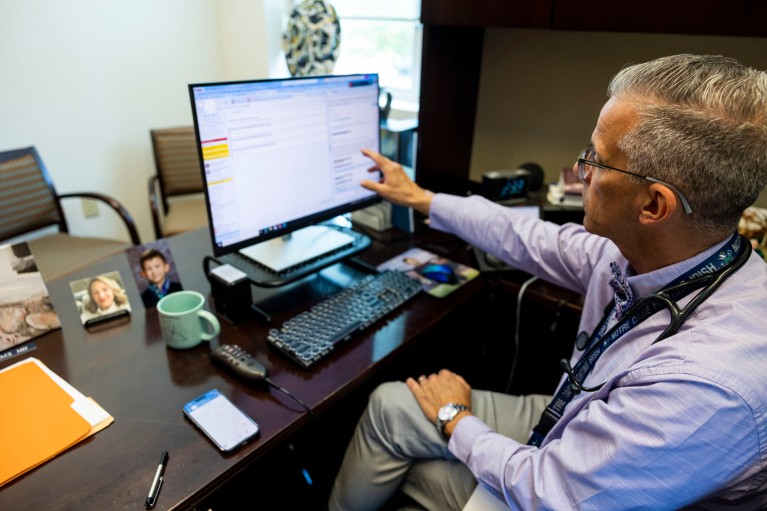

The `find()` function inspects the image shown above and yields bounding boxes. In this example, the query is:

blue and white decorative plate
[283,0,341,76]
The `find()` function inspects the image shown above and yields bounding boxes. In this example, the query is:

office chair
[148,127,208,239]
[0,146,141,281]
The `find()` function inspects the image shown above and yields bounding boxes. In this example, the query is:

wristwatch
[436,403,471,438]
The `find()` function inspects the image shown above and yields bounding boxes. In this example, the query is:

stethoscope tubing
[564,238,753,394]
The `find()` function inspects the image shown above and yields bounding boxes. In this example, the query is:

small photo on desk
[69,271,132,326]
[125,239,183,309]
[0,242,61,354]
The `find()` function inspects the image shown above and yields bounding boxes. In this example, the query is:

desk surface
[0,226,485,510]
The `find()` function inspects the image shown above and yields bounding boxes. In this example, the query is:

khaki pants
[329,381,551,511]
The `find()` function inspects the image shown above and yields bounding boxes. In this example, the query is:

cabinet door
[417,25,484,189]
[422,0,551,27]
[552,0,754,36]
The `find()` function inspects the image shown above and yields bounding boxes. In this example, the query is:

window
[331,0,422,111]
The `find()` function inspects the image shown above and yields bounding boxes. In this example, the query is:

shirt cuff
[429,193,465,232]
[447,415,495,463]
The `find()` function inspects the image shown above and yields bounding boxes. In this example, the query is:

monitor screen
[189,74,381,258]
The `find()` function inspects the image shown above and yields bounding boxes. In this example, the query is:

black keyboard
[267,270,422,368]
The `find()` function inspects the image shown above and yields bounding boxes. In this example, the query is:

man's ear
[638,183,677,224]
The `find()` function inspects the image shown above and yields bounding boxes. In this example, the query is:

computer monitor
[189,74,381,287]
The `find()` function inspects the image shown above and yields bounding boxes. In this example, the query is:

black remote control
[210,344,268,382]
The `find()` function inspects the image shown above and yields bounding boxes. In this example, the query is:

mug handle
[198,310,221,341]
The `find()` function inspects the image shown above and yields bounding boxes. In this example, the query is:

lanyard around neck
[528,232,750,448]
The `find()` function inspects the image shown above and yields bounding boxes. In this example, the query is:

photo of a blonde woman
[69,271,131,325]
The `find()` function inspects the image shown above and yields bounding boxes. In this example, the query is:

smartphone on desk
[183,389,260,452]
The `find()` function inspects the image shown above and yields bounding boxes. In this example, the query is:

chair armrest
[58,192,141,245]
[148,175,163,240]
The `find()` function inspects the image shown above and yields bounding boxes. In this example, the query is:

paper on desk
[29,358,112,426]
[0,357,114,486]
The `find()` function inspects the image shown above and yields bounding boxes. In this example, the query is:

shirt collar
[624,235,735,300]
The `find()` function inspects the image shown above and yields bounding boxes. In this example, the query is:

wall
[470,28,767,206]
[217,0,291,81]
[0,0,284,244]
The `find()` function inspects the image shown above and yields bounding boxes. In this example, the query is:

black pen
[145,451,169,509]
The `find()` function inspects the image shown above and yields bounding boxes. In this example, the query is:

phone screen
[183,389,260,452]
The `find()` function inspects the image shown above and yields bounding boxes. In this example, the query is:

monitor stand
[221,224,372,287]
[240,225,354,273]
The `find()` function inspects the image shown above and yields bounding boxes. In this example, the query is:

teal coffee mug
[157,290,221,349]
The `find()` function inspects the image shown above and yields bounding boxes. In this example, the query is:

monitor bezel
[188,73,382,258]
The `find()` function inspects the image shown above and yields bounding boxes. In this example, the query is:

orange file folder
[0,358,111,486]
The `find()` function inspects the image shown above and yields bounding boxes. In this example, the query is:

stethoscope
[561,236,752,395]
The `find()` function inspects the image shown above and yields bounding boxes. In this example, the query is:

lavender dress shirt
[430,194,767,510]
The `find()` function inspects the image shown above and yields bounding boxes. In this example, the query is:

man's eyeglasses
[576,145,693,214]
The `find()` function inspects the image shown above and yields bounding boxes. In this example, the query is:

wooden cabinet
[552,0,766,36]
[422,0,551,27]
[417,0,767,189]
[417,25,484,191]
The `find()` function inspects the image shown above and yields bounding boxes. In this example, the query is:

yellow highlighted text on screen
[207,178,233,186]
[202,144,229,160]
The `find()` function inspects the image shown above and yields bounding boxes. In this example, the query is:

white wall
[216,0,291,81]
[0,0,282,243]
[471,28,767,206]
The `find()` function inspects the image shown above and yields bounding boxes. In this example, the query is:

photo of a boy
[138,248,182,308]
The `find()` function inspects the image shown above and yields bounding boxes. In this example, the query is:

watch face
[438,404,456,421]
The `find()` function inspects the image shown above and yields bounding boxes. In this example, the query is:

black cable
[264,377,335,497]
[264,377,323,429]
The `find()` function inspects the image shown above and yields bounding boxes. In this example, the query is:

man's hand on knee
[406,369,473,438]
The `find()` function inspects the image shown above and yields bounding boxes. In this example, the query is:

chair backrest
[150,127,204,212]
[0,147,66,242]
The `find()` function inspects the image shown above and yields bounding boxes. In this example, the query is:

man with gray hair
[329,55,767,510]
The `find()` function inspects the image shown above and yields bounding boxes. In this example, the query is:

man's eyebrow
[586,141,600,160]
[590,141,610,164]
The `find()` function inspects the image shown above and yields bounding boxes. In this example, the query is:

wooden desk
[0,226,486,511]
